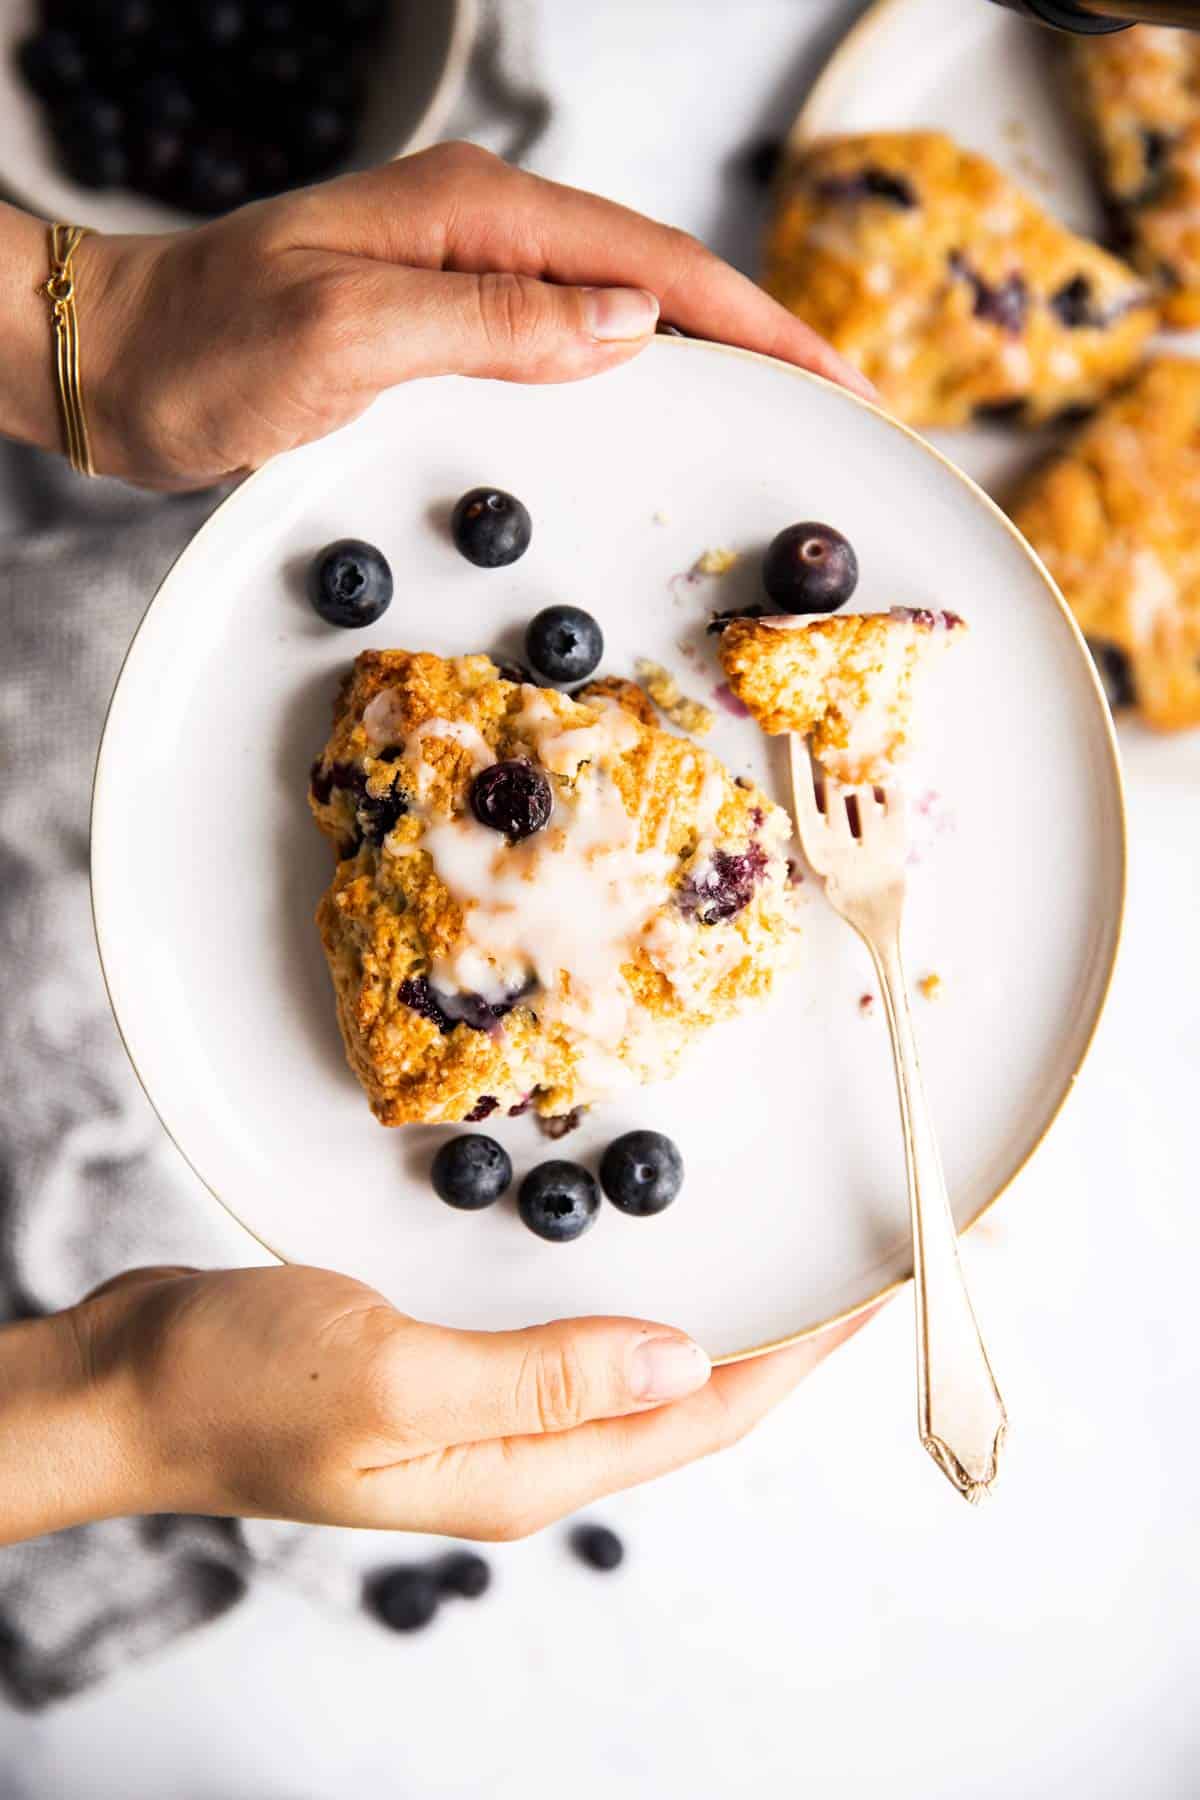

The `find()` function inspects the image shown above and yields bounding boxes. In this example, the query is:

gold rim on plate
[89,336,1128,1365]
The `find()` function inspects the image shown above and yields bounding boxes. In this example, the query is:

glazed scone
[1010,357,1200,731]
[309,651,800,1126]
[1069,26,1200,326]
[763,130,1155,427]
[718,609,965,784]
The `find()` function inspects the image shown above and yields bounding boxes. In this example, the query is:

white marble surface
[4,3,1200,1795]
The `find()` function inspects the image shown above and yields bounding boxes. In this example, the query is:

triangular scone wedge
[763,130,1155,427]
[1068,27,1200,327]
[719,609,966,785]
[1009,357,1200,731]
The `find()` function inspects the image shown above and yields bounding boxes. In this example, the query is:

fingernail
[629,1334,711,1402]
[584,286,660,342]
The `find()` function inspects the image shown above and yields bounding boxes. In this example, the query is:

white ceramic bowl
[0,0,477,234]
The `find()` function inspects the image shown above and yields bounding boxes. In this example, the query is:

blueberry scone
[1010,357,1200,732]
[763,130,1155,427]
[717,609,966,784]
[1069,26,1200,326]
[309,652,800,1126]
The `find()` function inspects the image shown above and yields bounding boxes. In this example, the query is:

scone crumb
[537,1107,586,1141]
[693,547,740,577]
[653,510,670,525]
[635,658,716,736]
[918,972,943,1002]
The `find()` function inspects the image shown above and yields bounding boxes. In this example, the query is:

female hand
[4,141,871,490]
[3,1264,873,1545]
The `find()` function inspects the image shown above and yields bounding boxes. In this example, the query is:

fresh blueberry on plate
[470,761,553,841]
[570,1523,625,1571]
[761,522,858,614]
[450,488,532,568]
[310,539,393,628]
[367,1567,440,1633]
[525,605,603,684]
[431,1135,512,1211]
[599,1129,683,1216]
[436,1551,492,1600]
[518,1161,600,1243]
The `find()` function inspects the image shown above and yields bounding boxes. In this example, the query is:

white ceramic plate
[0,0,476,235]
[795,0,1198,498]
[91,338,1124,1361]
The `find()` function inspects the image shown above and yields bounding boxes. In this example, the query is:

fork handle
[868,929,1007,1502]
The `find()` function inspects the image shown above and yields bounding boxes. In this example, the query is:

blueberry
[677,844,767,925]
[431,1134,512,1210]
[59,133,128,189]
[248,42,307,87]
[525,605,603,683]
[1049,274,1095,330]
[949,254,1029,336]
[17,30,87,100]
[450,488,532,569]
[570,1524,625,1571]
[366,1568,440,1633]
[257,0,299,36]
[181,142,247,214]
[815,167,917,209]
[518,1161,600,1243]
[741,135,782,188]
[245,141,293,198]
[761,522,858,614]
[134,72,196,129]
[310,539,393,628]
[288,101,351,176]
[198,2,244,47]
[132,125,184,189]
[85,0,152,37]
[599,1129,683,1217]
[60,89,122,140]
[470,761,553,840]
[436,1551,492,1600]
[1086,638,1136,710]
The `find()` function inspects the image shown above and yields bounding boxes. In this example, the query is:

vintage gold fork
[789,738,1007,1502]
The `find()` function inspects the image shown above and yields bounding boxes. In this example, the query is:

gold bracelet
[39,223,94,478]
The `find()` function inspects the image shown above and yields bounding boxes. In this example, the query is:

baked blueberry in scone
[717,609,966,785]
[1069,26,1200,327]
[309,651,801,1125]
[1010,357,1200,732]
[763,130,1155,427]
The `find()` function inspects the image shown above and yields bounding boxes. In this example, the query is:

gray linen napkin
[0,0,551,1711]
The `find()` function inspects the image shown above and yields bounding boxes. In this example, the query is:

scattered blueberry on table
[525,605,604,684]
[436,1551,492,1600]
[310,539,393,628]
[367,1566,441,1634]
[450,487,533,568]
[761,522,858,614]
[569,1523,625,1572]
[431,1135,513,1211]
[518,1160,601,1243]
[599,1129,683,1216]
[15,0,385,212]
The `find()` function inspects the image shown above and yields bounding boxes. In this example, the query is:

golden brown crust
[1009,357,1200,731]
[309,652,800,1125]
[1069,26,1200,326]
[763,130,1155,427]
[719,610,964,783]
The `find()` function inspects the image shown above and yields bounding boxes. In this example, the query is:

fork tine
[788,733,824,833]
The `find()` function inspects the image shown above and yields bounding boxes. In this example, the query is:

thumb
[337,261,661,386]
[384,1314,712,1451]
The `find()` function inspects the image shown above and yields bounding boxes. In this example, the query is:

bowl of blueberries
[1,0,477,231]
